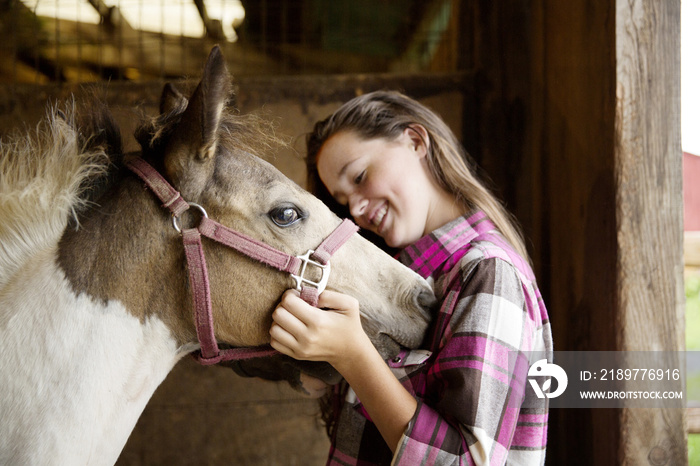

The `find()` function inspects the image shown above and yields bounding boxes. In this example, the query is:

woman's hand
[272,288,418,452]
[270,289,372,368]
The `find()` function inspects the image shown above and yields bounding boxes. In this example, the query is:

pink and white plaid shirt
[326,211,553,466]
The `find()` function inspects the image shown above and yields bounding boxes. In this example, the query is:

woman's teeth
[372,204,388,227]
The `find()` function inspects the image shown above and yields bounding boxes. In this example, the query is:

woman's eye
[269,206,302,227]
[354,170,365,185]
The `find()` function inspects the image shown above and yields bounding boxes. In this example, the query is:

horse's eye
[269,205,303,227]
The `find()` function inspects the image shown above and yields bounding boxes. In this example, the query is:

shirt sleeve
[392,256,535,466]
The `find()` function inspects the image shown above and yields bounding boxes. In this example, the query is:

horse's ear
[159,83,187,115]
[167,45,231,162]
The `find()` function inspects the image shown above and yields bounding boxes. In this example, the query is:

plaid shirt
[326,211,553,466]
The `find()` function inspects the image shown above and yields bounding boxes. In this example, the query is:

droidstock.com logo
[528,359,568,399]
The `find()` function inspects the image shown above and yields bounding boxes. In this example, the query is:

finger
[272,304,307,336]
[317,290,359,312]
[269,336,295,358]
[269,322,298,353]
[281,288,301,299]
[279,290,322,325]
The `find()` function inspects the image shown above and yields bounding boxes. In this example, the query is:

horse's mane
[0,98,121,288]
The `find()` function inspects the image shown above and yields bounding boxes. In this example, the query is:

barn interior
[0,1,687,465]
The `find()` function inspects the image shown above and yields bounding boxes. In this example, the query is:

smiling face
[317,128,460,249]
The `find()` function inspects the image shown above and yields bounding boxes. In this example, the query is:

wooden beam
[86,0,111,22]
[192,0,225,40]
[86,0,131,30]
[615,2,685,461]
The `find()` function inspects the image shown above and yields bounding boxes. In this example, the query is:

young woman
[269,91,553,465]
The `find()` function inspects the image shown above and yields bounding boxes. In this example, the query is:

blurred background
[0,0,465,82]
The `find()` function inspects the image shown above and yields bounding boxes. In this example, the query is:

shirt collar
[398,210,495,279]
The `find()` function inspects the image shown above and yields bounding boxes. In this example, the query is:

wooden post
[615,1,685,464]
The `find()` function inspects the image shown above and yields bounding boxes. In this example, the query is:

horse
[0,46,434,465]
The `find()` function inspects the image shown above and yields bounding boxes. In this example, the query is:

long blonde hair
[306,90,530,263]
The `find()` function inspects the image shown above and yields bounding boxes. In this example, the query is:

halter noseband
[126,157,358,365]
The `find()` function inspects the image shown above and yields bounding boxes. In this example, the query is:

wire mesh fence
[1,0,468,84]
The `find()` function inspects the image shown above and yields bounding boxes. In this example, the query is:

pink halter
[126,157,358,365]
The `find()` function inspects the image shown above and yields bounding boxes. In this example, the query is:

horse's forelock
[216,110,289,163]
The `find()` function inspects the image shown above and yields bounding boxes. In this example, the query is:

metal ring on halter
[172,202,208,233]
[290,249,331,293]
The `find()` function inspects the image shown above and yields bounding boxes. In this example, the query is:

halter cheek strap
[126,157,358,365]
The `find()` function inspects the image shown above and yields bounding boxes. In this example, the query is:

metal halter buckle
[172,203,208,233]
[290,249,330,293]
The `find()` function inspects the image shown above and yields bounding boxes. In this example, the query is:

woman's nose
[349,194,368,220]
